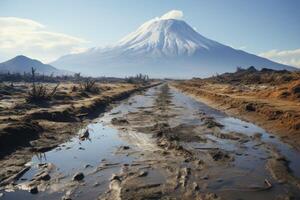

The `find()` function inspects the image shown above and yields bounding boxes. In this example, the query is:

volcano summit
[52,10,295,78]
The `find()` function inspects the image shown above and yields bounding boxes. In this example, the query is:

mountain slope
[52,13,296,78]
[0,55,70,75]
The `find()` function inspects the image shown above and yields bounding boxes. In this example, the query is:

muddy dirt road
[1,84,300,199]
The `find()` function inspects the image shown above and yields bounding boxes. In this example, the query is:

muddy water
[170,87,300,177]
[1,84,300,199]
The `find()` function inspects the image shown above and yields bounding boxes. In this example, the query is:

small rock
[210,150,232,161]
[122,146,130,150]
[93,182,100,187]
[192,182,199,190]
[29,186,38,194]
[110,174,121,181]
[38,163,48,168]
[197,160,205,165]
[245,103,256,111]
[36,172,51,181]
[72,172,84,181]
[138,171,148,177]
[80,129,89,139]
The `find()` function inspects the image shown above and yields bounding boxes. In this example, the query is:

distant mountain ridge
[50,12,297,78]
[0,55,70,76]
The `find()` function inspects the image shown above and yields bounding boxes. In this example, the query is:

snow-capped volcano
[116,18,220,57]
[51,10,296,78]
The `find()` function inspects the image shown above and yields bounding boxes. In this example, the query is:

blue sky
[0,0,299,67]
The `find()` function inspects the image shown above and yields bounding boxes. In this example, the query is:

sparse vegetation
[0,71,124,83]
[79,79,100,94]
[125,73,150,84]
[26,68,60,103]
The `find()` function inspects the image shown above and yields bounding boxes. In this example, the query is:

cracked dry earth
[1,84,300,200]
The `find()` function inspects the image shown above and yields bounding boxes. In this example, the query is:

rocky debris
[210,150,233,162]
[0,166,31,186]
[201,116,224,129]
[111,117,129,125]
[266,158,289,184]
[38,162,55,170]
[72,172,84,181]
[34,172,51,181]
[211,131,241,140]
[177,167,191,188]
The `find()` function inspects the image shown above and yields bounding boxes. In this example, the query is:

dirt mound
[0,122,43,158]
[205,67,300,85]
[287,80,300,100]
[257,80,300,101]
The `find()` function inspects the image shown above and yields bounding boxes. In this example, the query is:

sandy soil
[172,80,300,150]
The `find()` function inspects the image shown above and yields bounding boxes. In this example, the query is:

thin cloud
[160,10,183,20]
[0,17,88,63]
[259,49,300,68]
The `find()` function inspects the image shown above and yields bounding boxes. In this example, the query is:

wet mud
[1,84,300,200]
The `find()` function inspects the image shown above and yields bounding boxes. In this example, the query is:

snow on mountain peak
[160,10,183,20]
[116,10,221,57]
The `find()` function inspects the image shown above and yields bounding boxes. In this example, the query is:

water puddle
[0,87,159,200]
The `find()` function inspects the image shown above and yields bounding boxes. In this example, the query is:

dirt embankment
[0,82,160,185]
[172,68,300,149]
